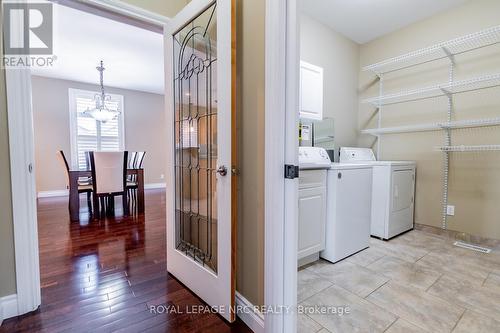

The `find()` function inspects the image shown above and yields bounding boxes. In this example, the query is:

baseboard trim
[0,294,18,325]
[37,190,69,198]
[37,183,167,198]
[235,292,264,333]
[143,183,166,190]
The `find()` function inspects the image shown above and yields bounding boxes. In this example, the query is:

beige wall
[32,76,166,192]
[235,0,265,306]
[359,0,500,239]
[300,14,360,147]
[0,7,17,297]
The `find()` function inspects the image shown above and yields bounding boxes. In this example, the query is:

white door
[164,0,235,322]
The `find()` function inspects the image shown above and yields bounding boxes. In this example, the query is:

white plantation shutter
[69,89,125,169]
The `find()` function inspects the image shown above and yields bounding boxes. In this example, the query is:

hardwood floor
[1,189,251,333]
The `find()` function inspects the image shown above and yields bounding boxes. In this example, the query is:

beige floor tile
[297,269,332,302]
[297,313,323,333]
[483,272,500,294]
[344,246,386,267]
[428,275,500,322]
[434,243,500,273]
[367,256,441,290]
[386,318,428,333]
[392,230,451,252]
[452,310,500,333]
[373,241,429,263]
[308,260,388,298]
[317,329,332,333]
[415,252,490,286]
[367,281,464,333]
[302,285,396,333]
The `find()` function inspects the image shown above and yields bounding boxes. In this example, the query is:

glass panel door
[173,3,218,273]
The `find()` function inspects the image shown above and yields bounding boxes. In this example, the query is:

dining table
[68,168,144,221]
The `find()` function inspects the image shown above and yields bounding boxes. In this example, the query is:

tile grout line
[425,273,443,292]
[481,271,491,287]
[381,316,400,333]
[449,308,467,333]
[364,277,390,299]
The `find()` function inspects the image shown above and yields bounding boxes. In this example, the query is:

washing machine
[298,147,331,266]
[320,162,373,263]
[340,147,416,240]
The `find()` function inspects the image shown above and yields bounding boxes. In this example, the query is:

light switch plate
[446,205,455,216]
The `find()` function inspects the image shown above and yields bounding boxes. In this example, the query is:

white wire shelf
[436,144,500,152]
[362,117,500,135]
[363,73,500,106]
[363,25,500,74]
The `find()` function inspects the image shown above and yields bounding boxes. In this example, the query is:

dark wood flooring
[1,189,251,333]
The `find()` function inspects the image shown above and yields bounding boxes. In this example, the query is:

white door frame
[264,0,299,332]
[4,0,169,318]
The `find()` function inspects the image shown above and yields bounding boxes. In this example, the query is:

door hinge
[284,164,299,179]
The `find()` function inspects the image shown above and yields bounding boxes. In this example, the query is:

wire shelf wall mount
[361,25,500,230]
[363,25,500,75]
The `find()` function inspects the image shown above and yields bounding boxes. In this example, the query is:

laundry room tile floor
[297,229,500,333]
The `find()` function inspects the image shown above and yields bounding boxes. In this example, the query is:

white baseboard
[37,183,166,198]
[0,294,18,325]
[37,189,69,198]
[235,292,264,333]
[144,183,166,190]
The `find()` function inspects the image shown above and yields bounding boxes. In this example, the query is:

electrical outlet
[446,205,455,216]
[160,174,164,179]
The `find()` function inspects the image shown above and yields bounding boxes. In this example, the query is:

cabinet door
[299,61,323,120]
[298,186,326,259]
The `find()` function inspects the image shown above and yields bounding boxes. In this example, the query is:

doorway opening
[292,1,500,332]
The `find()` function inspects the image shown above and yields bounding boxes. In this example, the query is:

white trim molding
[37,190,69,198]
[5,66,42,316]
[0,294,19,325]
[264,0,287,331]
[79,0,170,26]
[235,292,264,333]
[144,183,166,190]
[264,0,298,332]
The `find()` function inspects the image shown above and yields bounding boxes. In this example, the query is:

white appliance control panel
[339,147,376,163]
[299,147,331,169]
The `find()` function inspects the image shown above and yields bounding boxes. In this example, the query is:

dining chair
[127,151,146,213]
[90,151,129,219]
[56,150,93,213]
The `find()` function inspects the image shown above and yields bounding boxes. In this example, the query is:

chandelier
[84,60,120,123]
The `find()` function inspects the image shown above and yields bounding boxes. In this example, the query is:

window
[68,88,125,170]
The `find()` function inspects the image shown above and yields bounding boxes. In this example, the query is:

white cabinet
[298,170,327,260]
[299,61,323,121]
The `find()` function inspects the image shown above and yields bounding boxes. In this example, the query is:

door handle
[28,163,33,174]
[216,165,228,176]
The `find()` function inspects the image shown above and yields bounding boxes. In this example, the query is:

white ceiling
[31,4,164,94]
[300,0,469,44]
